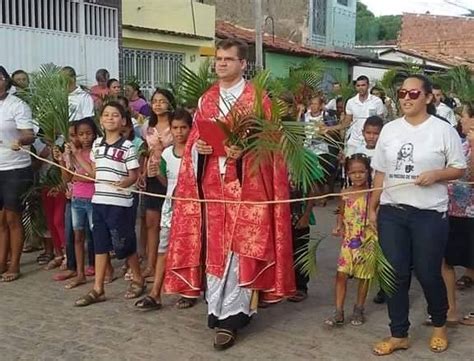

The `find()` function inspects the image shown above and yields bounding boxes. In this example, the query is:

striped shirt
[90,137,139,207]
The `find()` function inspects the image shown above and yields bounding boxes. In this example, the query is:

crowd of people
[0,37,473,354]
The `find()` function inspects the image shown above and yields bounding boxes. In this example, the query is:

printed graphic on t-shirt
[395,142,415,173]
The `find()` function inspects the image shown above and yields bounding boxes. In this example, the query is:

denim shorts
[71,197,93,231]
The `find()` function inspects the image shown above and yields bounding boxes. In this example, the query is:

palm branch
[17,64,70,144]
[294,231,327,277]
[175,58,216,108]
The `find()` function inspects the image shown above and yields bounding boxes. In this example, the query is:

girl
[107,78,121,98]
[140,89,175,281]
[124,82,149,116]
[134,108,194,311]
[370,75,465,355]
[325,153,375,327]
[57,118,98,289]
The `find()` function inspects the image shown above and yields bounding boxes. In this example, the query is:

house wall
[202,0,309,44]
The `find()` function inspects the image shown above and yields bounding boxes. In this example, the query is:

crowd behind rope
[0,48,473,355]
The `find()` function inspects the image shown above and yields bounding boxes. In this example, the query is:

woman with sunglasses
[369,75,466,356]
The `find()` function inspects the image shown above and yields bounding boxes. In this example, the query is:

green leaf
[294,231,327,277]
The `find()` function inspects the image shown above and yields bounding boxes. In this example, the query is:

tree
[356,1,402,44]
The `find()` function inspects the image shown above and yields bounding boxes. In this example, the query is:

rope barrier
[23,147,473,206]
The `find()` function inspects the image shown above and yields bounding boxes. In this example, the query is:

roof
[398,13,474,69]
[215,21,356,61]
[381,48,472,69]
[122,24,214,41]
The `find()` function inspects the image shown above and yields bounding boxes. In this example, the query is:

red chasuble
[164,81,296,301]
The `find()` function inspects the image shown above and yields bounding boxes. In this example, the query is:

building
[0,0,121,85]
[122,0,215,97]
[216,21,355,88]
[201,0,356,49]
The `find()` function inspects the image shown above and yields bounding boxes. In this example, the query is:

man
[61,66,94,122]
[325,81,341,111]
[323,75,384,156]
[433,85,457,127]
[164,38,295,350]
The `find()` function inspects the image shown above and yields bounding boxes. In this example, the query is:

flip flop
[460,312,474,326]
[0,272,21,282]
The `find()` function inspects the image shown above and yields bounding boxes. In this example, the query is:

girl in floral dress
[325,153,376,327]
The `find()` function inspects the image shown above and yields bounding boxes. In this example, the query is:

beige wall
[123,0,215,39]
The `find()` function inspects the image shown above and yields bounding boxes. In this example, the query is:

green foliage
[294,232,326,277]
[17,64,70,144]
[175,58,216,107]
[432,66,474,103]
[356,1,401,44]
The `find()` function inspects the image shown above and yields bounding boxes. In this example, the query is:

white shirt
[345,94,384,150]
[325,98,337,111]
[69,86,94,122]
[372,116,466,212]
[90,137,139,207]
[0,93,33,170]
[160,146,182,228]
[353,145,376,162]
[436,102,457,127]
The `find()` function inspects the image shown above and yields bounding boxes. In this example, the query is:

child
[56,118,97,289]
[75,101,145,306]
[134,108,195,310]
[325,154,376,327]
[353,116,384,162]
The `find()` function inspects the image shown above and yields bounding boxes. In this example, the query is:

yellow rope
[23,148,472,206]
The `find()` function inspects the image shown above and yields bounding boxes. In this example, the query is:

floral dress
[448,139,473,218]
[337,193,377,279]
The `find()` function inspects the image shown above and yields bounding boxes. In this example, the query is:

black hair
[0,66,13,90]
[363,115,384,131]
[355,75,369,84]
[343,153,372,189]
[216,38,249,60]
[95,68,110,82]
[61,66,76,80]
[100,100,127,119]
[123,111,135,141]
[74,117,99,141]
[370,86,386,103]
[149,88,176,127]
[11,69,29,82]
[107,78,119,88]
[403,74,438,117]
[432,84,442,91]
[117,95,129,108]
[171,108,193,127]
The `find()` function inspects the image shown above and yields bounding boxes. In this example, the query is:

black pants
[378,205,449,338]
[293,226,310,292]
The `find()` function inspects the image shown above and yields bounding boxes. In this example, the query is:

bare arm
[369,171,385,226]
[115,168,139,189]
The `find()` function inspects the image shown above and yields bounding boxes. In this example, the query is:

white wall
[352,65,390,84]
[0,25,119,85]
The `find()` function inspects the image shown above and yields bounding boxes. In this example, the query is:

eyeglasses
[398,89,423,100]
[215,57,242,63]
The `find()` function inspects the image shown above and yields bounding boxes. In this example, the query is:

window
[337,0,349,5]
[312,0,327,36]
[123,49,185,99]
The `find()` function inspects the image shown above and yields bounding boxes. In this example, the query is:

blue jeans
[66,200,95,271]
[378,205,449,338]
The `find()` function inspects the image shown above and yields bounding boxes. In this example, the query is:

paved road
[1,202,473,360]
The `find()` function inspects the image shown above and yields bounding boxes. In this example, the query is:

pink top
[142,121,173,164]
[130,98,148,114]
[72,149,95,199]
[90,85,109,103]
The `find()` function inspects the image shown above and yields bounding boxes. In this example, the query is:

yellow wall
[123,0,215,39]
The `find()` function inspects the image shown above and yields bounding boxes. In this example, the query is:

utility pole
[255,0,263,70]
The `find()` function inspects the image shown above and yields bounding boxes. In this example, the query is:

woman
[141,88,175,280]
[369,74,466,355]
[442,101,474,327]
[90,68,110,104]
[107,78,121,97]
[0,66,35,282]
[124,82,149,116]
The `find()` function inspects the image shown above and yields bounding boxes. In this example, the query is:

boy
[352,115,384,162]
[75,101,145,306]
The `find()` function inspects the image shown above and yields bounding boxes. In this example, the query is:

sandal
[324,309,344,327]
[460,312,474,326]
[52,270,76,282]
[214,329,236,351]
[124,281,147,299]
[456,275,473,290]
[74,289,106,307]
[59,257,68,271]
[423,315,458,327]
[350,305,365,326]
[430,335,448,353]
[134,295,162,311]
[288,290,308,303]
[373,337,409,356]
[44,256,64,270]
[176,297,197,309]
[64,277,87,290]
[1,272,21,282]
[85,266,95,277]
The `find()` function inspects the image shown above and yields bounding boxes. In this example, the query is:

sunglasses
[398,89,423,100]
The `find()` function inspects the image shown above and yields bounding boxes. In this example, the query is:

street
[0,202,472,361]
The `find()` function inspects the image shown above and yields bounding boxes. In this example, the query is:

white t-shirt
[325,98,337,111]
[69,86,94,122]
[0,93,33,170]
[353,145,375,162]
[372,116,466,212]
[436,103,457,127]
[90,137,139,207]
[345,94,384,152]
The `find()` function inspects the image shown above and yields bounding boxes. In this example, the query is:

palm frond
[294,231,327,277]
[175,59,216,107]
